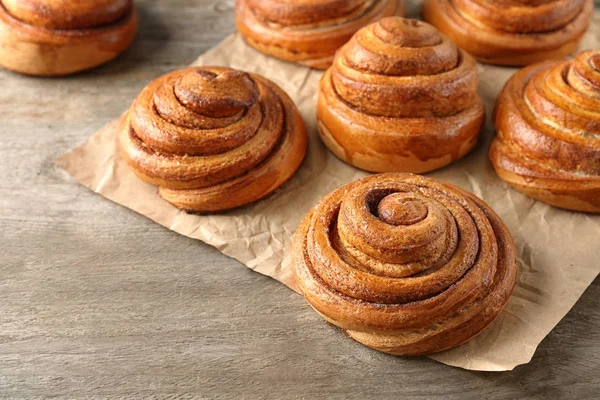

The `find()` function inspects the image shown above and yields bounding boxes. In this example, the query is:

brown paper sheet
[56,11,600,371]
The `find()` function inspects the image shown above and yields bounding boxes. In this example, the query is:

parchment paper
[56,8,600,371]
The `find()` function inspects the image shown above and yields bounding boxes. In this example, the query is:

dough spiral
[294,173,517,356]
[423,0,593,66]
[235,0,405,69]
[490,50,600,213]
[317,17,485,173]
[120,66,308,213]
[0,0,137,75]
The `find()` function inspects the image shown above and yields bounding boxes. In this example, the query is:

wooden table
[1,1,598,398]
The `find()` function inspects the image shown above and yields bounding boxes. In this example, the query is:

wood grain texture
[0,0,598,398]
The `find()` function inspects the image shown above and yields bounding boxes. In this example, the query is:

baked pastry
[317,17,484,173]
[235,0,405,69]
[490,51,600,213]
[0,0,137,76]
[120,66,308,213]
[294,173,518,356]
[423,0,593,66]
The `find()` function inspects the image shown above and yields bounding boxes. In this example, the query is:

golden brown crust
[3,0,131,29]
[293,173,518,356]
[317,17,484,173]
[120,66,308,213]
[235,0,405,70]
[423,0,593,66]
[490,51,600,213]
[0,0,137,76]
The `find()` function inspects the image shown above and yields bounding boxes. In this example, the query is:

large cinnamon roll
[120,67,308,213]
[317,17,485,173]
[294,173,518,356]
[235,0,405,69]
[423,0,593,66]
[490,51,600,213]
[0,0,137,76]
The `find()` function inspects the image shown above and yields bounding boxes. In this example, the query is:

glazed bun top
[3,0,132,29]
[452,0,587,33]
[245,0,379,26]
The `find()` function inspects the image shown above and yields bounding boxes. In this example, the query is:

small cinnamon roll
[235,0,405,69]
[0,0,137,75]
[294,173,518,356]
[490,50,600,213]
[120,67,308,213]
[423,0,593,66]
[317,17,484,173]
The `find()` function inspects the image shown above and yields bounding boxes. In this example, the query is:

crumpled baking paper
[56,9,600,371]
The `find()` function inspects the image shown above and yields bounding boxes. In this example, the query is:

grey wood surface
[1,1,598,399]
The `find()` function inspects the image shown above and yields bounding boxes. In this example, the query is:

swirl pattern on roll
[490,51,600,213]
[0,0,137,75]
[317,17,484,173]
[120,66,308,213]
[423,0,593,66]
[235,0,405,69]
[294,173,517,356]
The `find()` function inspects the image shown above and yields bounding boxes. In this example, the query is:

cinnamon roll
[490,51,600,213]
[423,0,593,66]
[0,0,137,76]
[294,173,518,356]
[317,17,484,173]
[120,67,308,213]
[235,0,405,69]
